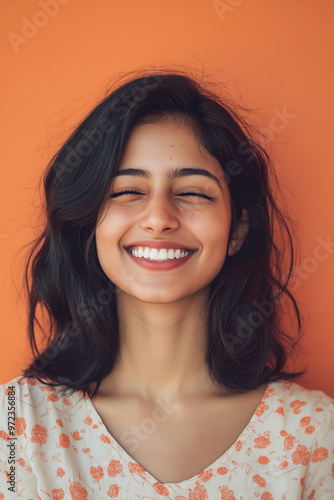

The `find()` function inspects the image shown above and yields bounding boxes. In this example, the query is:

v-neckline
[84,380,276,487]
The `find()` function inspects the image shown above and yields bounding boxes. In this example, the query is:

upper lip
[125,241,197,251]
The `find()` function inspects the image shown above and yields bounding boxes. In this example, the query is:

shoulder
[1,374,80,401]
[268,379,333,406]
[264,379,334,447]
[0,375,88,432]
[0,373,89,398]
[0,377,93,495]
[267,379,333,415]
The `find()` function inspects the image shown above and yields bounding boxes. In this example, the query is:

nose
[140,192,180,233]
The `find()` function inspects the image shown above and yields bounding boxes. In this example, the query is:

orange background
[1,1,333,396]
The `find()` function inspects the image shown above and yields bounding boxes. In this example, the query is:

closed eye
[175,191,214,200]
[109,189,214,200]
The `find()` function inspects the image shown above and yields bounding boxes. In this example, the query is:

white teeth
[167,249,175,259]
[158,249,168,260]
[149,248,159,260]
[129,247,191,261]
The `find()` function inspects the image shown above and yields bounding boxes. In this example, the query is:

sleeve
[302,399,334,499]
[0,380,39,500]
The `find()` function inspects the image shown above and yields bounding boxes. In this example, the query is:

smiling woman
[95,117,236,303]
[0,69,333,498]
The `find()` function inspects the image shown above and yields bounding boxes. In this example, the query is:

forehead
[119,117,223,177]
[125,116,198,145]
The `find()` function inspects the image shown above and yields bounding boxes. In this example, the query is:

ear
[227,209,249,256]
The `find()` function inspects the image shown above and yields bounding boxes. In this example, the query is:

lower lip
[126,249,196,270]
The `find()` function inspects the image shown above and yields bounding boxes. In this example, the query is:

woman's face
[95,116,232,304]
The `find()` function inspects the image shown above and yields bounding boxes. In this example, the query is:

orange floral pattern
[0,376,333,499]
[108,459,123,477]
[31,423,48,446]
[15,416,26,435]
[68,480,88,499]
[56,467,65,477]
[71,430,83,441]
[51,488,64,500]
[58,433,70,449]
[107,484,120,497]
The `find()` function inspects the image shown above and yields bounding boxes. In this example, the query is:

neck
[95,287,225,404]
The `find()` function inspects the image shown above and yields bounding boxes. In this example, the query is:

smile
[128,246,194,261]
[126,246,196,271]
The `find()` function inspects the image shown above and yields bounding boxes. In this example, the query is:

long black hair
[22,68,305,398]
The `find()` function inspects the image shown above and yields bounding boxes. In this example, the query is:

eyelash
[109,189,214,200]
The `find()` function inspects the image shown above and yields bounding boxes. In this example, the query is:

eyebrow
[114,167,222,188]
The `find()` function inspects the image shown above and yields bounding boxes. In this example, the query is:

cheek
[95,209,131,253]
[199,211,231,263]
[188,208,230,239]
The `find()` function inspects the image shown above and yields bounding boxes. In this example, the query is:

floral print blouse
[0,376,333,499]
